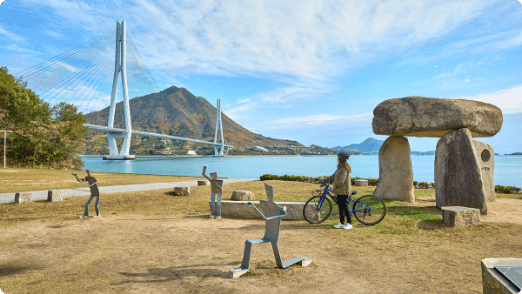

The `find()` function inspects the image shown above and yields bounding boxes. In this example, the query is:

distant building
[187,150,197,156]
[254,146,268,152]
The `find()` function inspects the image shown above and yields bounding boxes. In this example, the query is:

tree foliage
[0,65,88,169]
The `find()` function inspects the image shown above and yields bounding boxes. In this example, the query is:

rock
[441,206,480,227]
[174,187,190,196]
[373,136,415,202]
[231,190,255,201]
[197,180,209,186]
[372,97,503,137]
[473,140,496,201]
[15,192,32,204]
[354,179,368,187]
[435,128,488,214]
[47,190,63,202]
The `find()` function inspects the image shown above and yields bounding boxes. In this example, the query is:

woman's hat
[338,151,350,161]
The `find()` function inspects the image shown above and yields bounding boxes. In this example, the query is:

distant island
[330,138,435,155]
[507,152,522,155]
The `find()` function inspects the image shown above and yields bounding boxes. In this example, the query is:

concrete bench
[197,180,209,186]
[15,192,32,204]
[48,190,63,202]
[212,200,306,220]
[354,179,368,186]
[441,206,480,227]
[481,258,522,293]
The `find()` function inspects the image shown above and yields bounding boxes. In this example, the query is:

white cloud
[0,25,24,41]
[268,112,373,129]
[460,84,522,114]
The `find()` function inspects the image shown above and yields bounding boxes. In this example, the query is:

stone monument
[229,183,312,278]
[372,96,502,212]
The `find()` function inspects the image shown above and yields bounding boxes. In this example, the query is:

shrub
[430,183,435,188]
[417,182,430,189]
[413,181,418,187]
[368,178,379,186]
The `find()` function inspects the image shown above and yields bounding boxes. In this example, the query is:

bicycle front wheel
[352,195,386,225]
[303,195,332,224]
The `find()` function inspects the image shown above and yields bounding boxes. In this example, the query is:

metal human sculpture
[202,165,223,219]
[230,183,312,278]
[72,170,101,218]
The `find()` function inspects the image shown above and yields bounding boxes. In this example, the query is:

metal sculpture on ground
[72,170,101,218]
[229,183,312,278]
[202,165,223,219]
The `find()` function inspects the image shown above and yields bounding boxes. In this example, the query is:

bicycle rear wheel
[303,195,332,224]
[352,195,386,225]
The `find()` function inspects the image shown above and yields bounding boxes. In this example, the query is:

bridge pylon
[213,99,226,156]
[103,20,135,160]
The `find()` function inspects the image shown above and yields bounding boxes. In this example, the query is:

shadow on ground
[114,263,239,284]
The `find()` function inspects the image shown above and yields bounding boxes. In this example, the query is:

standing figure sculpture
[202,165,223,219]
[229,183,312,278]
[72,170,101,218]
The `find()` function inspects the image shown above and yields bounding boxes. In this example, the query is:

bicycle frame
[318,183,372,215]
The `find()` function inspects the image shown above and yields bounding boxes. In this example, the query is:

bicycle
[303,181,386,226]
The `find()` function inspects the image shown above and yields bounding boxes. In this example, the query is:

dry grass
[0,179,521,294]
[0,168,199,193]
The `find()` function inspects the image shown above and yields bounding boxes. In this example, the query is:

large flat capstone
[372,97,503,137]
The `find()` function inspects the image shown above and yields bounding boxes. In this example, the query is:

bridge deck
[84,124,233,148]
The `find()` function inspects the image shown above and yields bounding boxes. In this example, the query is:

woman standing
[323,152,352,229]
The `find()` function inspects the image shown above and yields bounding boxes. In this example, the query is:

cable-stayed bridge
[15,21,231,159]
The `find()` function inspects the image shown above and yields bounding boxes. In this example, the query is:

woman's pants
[337,195,352,224]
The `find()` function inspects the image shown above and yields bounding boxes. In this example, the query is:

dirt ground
[1,185,521,294]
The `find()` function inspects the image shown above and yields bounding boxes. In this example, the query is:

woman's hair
[338,159,351,173]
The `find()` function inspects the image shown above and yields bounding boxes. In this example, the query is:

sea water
[82,155,522,187]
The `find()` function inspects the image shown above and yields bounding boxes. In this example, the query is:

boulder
[372,97,503,137]
[47,190,63,202]
[373,136,415,202]
[173,187,190,196]
[435,128,488,214]
[473,140,495,201]
[231,190,255,201]
[15,192,32,204]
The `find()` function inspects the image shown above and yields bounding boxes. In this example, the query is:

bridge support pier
[213,99,226,157]
[103,20,135,160]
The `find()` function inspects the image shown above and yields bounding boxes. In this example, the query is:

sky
[1,0,522,154]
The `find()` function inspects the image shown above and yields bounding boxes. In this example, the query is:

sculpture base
[102,155,136,160]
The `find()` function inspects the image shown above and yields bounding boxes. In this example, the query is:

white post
[0,130,12,168]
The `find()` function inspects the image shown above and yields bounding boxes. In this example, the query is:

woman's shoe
[334,223,345,229]
[344,223,353,229]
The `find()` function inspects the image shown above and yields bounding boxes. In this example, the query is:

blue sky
[1,0,522,153]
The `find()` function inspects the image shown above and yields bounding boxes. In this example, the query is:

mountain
[331,138,384,153]
[83,86,303,151]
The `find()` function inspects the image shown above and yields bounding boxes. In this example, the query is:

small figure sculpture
[72,170,101,218]
[230,183,312,278]
[202,165,223,219]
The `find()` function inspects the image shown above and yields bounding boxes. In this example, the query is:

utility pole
[0,130,13,168]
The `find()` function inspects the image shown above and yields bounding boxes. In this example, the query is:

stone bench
[441,206,480,227]
[481,258,522,293]
[48,190,63,202]
[15,192,32,204]
[197,180,209,186]
[212,200,306,220]
[174,187,190,196]
[354,179,368,186]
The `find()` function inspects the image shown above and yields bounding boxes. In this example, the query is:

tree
[0,65,87,169]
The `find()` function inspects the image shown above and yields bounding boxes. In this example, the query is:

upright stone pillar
[435,128,488,214]
[473,140,495,201]
[373,136,415,203]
